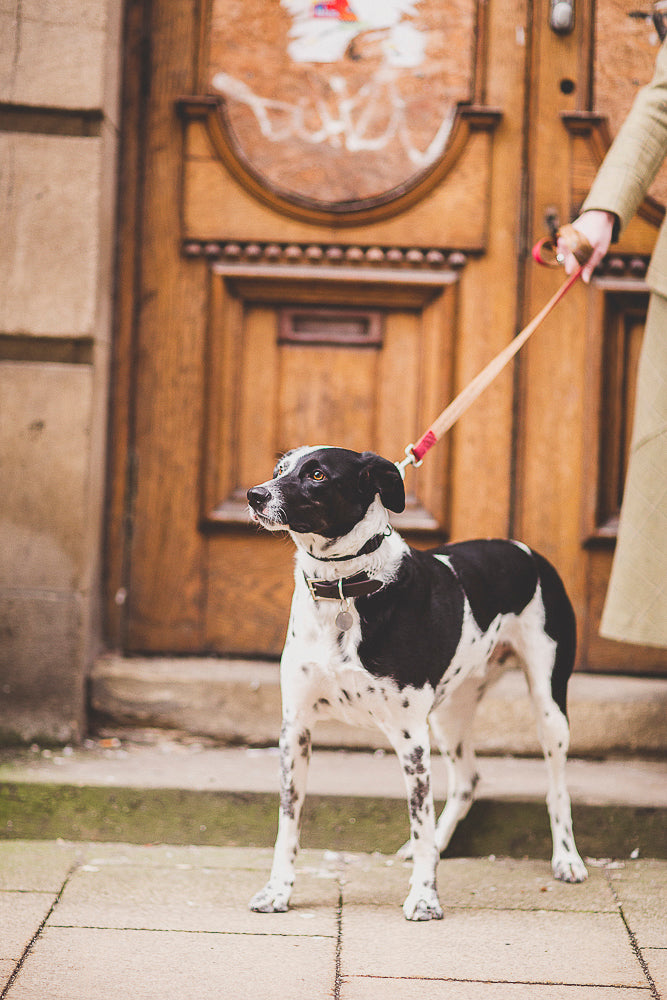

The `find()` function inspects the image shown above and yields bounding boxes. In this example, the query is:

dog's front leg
[394,728,443,921]
[249,716,311,913]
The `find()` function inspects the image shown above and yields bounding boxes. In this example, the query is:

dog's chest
[284,596,431,728]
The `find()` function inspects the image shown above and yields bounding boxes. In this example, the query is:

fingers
[557,210,617,283]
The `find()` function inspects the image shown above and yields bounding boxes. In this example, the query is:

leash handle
[532,223,593,268]
[402,264,584,469]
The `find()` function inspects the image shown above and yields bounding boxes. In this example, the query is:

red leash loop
[396,249,586,476]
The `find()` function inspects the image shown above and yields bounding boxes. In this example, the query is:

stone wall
[0,1,123,743]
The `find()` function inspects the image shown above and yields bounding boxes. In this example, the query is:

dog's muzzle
[247,485,283,527]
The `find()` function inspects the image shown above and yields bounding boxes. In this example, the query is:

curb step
[0,742,665,860]
[91,656,667,756]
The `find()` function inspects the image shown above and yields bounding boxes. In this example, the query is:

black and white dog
[247,446,587,921]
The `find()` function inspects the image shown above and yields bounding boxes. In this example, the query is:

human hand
[557,210,617,283]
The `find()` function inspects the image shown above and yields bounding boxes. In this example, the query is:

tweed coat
[582,39,667,647]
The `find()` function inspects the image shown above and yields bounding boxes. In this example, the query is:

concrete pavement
[1,840,665,999]
[0,738,665,997]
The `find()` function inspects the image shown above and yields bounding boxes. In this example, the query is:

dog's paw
[402,888,444,921]
[396,839,413,861]
[249,882,291,913]
[552,854,588,884]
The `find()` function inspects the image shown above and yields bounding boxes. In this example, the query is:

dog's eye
[310,469,326,482]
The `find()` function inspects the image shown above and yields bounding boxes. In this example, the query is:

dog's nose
[247,485,271,510]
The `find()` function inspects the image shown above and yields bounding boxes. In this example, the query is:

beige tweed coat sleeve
[582,40,667,648]
[583,38,667,296]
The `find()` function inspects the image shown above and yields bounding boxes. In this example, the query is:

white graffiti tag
[211,70,454,166]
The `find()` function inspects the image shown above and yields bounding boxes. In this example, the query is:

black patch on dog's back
[356,550,465,690]
[440,540,539,632]
[356,539,574,695]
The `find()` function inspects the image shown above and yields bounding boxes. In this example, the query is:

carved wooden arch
[178,96,501,227]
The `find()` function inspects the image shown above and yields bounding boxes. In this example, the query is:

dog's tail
[532,550,577,718]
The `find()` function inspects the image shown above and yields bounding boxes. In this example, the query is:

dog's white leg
[523,647,588,884]
[398,679,481,861]
[249,716,312,912]
[429,683,482,854]
[532,691,587,883]
[391,727,443,921]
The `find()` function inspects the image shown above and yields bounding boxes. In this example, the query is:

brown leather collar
[304,571,384,601]
[307,527,392,563]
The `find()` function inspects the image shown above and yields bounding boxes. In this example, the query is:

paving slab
[643,949,667,998]
[50,861,340,937]
[339,853,619,912]
[0,840,81,892]
[608,859,667,948]
[1,842,664,1000]
[0,892,56,963]
[340,981,652,1000]
[76,842,278,871]
[0,962,17,992]
[4,926,337,1000]
[341,906,648,987]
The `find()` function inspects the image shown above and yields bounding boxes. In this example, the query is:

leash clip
[395,443,423,480]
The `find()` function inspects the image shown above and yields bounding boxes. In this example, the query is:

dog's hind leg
[249,714,312,912]
[521,634,588,884]
[390,724,443,921]
[429,677,483,855]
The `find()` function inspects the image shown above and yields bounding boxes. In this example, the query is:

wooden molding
[581,282,650,547]
[184,238,469,271]
[177,96,502,228]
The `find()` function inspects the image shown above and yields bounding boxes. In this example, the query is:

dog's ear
[359,452,406,513]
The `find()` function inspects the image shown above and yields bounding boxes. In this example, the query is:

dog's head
[247,446,405,539]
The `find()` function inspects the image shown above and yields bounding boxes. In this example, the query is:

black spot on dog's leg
[298,729,311,759]
[409,775,431,823]
[408,746,426,773]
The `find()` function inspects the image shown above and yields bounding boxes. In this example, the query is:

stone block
[90,657,667,757]
[0,841,82,892]
[0,0,109,109]
[0,362,93,591]
[52,862,339,937]
[341,907,646,987]
[0,590,85,744]
[0,134,102,336]
[11,926,337,1000]
[0,891,58,963]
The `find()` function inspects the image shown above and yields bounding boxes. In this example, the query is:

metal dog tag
[335,609,354,631]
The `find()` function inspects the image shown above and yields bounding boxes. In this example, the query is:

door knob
[550,0,574,33]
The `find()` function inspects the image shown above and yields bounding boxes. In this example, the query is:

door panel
[201,271,458,654]
[108,0,665,673]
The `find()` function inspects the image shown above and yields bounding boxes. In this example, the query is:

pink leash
[396,245,587,477]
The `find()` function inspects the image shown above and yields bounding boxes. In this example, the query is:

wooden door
[516,0,667,673]
[107,0,666,674]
